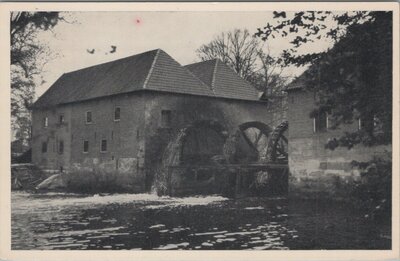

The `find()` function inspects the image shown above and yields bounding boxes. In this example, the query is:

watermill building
[31,49,287,193]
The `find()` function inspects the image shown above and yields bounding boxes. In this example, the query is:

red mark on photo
[135,18,142,25]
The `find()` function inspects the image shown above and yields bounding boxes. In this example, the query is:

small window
[59,114,65,124]
[83,140,89,153]
[161,110,172,128]
[58,141,64,154]
[41,142,47,153]
[101,139,107,152]
[86,111,92,124]
[43,117,48,128]
[114,107,121,121]
[313,111,327,133]
[358,118,363,130]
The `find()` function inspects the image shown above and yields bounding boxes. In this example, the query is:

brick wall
[32,92,147,191]
[31,105,72,171]
[287,89,391,197]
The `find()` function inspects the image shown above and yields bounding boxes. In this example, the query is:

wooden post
[235,169,241,199]
[167,166,172,196]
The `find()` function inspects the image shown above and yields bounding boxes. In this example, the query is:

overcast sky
[35,11,334,97]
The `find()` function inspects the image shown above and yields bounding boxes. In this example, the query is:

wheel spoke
[254,131,264,147]
[242,130,259,153]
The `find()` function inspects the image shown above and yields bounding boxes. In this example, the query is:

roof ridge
[184,58,219,67]
[210,59,218,90]
[143,49,161,89]
[64,49,160,75]
[182,61,216,95]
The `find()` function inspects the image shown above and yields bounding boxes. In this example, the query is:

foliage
[11,12,64,147]
[350,156,391,220]
[256,11,392,147]
[326,130,389,150]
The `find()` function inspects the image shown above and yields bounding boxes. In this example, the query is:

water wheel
[266,121,288,163]
[222,122,271,163]
[239,122,271,162]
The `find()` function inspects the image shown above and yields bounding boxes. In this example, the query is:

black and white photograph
[1,2,398,258]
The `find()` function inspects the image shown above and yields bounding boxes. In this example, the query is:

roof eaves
[285,84,304,91]
[143,49,161,89]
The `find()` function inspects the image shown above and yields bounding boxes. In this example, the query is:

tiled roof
[34,49,158,108]
[144,50,213,96]
[184,59,260,101]
[33,49,260,108]
[184,59,216,87]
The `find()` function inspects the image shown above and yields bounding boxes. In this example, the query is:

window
[358,115,383,134]
[86,111,92,124]
[313,111,327,133]
[114,107,121,121]
[43,117,48,128]
[83,140,89,153]
[41,142,47,153]
[59,114,65,124]
[58,140,64,154]
[101,139,107,152]
[161,110,172,128]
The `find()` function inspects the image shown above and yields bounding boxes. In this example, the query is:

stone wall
[32,92,147,192]
[287,89,391,198]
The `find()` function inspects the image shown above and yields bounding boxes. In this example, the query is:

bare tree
[251,47,288,94]
[197,29,287,92]
[196,29,261,81]
[10,12,65,148]
[197,29,288,125]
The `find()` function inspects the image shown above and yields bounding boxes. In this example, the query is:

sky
[35,11,334,98]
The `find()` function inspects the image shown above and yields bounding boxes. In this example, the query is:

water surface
[11,191,390,250]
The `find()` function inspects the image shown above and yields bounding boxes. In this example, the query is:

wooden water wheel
[266,121,288,163]
[237,122,272,162]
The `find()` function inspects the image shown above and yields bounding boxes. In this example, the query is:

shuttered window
[101,139,107,152]
[86,111,92,124]
[83,140,89,153]
[114,107,121,121]
[58,140,64,154]
[59,114,65,124]
[161,110,172,128]
[41,142,47,153]
[43,117,48,128]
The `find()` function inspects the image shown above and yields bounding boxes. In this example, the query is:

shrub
[65,168,135,193]
[350,156,391,220]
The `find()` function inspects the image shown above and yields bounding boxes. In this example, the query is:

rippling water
[11,192,390,250]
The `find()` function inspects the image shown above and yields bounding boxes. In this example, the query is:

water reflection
[11,191,390,250]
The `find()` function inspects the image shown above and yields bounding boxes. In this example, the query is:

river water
[11,191,391,250]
